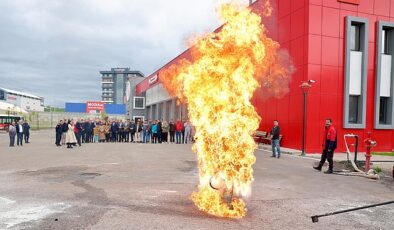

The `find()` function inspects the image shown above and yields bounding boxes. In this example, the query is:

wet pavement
[0,130,393,229]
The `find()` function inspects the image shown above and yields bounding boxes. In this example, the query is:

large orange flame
[161,2,292,218]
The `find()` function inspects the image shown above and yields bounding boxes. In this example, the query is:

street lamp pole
[300,80,315,156]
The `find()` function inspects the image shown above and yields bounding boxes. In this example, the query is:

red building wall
[136,0,394,153]
[256,0,394,153]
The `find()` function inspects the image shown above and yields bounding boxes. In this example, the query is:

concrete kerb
[257,143,394,175]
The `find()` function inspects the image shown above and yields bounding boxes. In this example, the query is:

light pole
[300,80,315,156]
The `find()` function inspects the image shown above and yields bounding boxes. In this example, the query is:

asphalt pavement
[0,130,393,229]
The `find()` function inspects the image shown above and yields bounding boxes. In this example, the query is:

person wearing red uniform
[313,118,337,174]
[175,119,183,144]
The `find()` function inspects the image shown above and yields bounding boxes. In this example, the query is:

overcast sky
[0,0,248,107]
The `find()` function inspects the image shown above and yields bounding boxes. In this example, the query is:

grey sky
[0,0,244,107]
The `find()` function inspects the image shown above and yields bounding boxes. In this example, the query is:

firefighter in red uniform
[313,118,337,174]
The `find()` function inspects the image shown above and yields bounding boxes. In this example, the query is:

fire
[161,1,292,218]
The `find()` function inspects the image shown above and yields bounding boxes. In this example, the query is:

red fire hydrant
[364,132,377,172]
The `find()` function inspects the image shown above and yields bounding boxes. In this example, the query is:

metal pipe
[311,200,394,223]
[301,91,307,156]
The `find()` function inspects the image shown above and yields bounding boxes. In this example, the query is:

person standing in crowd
[104,122,110,142]
[16,120,24,146]
[55,120,63,146]
[23,120,30,143]
[93,124,100,143]
[157,119,163,143]
[124,119,130,142]
[83,120,90,143]
[110,120,118,142]
[181,119,186,144]
[130,120,136,142]
[142,120,149,143]
[99,122,106,142]
[270,120,281,159]
[314,119,337,174]
[61,119,68,145]
[80,119,86,143]
[184,120,192,144]
[136,120,143,143]
[169,120,175,144]
[75,120,82,147]
[73,121,80,146]
[118,120,124,142]
[8,121,16,147]
[162,120,169,143]
[89,120,96,143]
[65,120,77,148]
[175,119,183,144]
[151,120,158,143]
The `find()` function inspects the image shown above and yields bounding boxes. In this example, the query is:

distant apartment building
[0,87,44,112]
[100,68,144,104]
[100,68,146,120]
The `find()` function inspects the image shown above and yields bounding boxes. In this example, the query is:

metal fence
[26,112,127,130]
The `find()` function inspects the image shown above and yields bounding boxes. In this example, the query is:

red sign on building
[86,101,104,113]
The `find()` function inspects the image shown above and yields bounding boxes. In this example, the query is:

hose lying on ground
[335,135,379,180]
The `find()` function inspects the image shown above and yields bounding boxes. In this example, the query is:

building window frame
[374,21,394,129]
[344,16,369,129]
[133,96,145,109]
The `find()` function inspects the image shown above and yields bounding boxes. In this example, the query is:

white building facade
[0,87,44,112]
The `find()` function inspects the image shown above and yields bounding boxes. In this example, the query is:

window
[0,90,4,100]
[349,95,359,123]
[375,21,394,129]
[382,29,390,54]
[379,97,389,124]
[350,24,361,51]
[133,97,145,109]
[344,17,368,129]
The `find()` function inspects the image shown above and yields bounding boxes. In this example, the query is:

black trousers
[118,132,124,142]
[169,131,175,142]
[17,133,23,146]
[24,132,30,143]
[124,131,130,142]
[111,132,117,142]
[75,132,81,146]
[85,133,91,143]
[318,149,334,170]
[81,131,86,143]
[55,132,62,145]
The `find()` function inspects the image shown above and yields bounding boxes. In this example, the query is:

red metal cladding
[135,0,394,153]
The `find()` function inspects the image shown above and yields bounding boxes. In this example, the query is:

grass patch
[372,152,394,157]
[372,166,382,174]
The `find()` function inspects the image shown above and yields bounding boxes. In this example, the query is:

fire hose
[334,134,379,179]
[311,200,394,223]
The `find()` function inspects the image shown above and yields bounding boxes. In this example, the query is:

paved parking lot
[0,130,393,229]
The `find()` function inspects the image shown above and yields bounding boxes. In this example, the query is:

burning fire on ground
[161,1,292,218]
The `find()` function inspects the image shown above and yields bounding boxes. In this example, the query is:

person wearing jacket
[61,119,68,145]
[23,121,30,143]
[313,119,337,174]
[8,121,16,147]
[169,120,176,143]
[184,120,192,144]
[270,120,281,158]
[151,121,158,143]
[175,119,183,144]
[15,120,24,146]
[162,120,169,143]
[65,120,77,148]
[55,120,63,146]
[110,121,118,142]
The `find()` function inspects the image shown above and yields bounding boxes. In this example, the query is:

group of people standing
[7,120,30,147]
[55,118,195,148]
